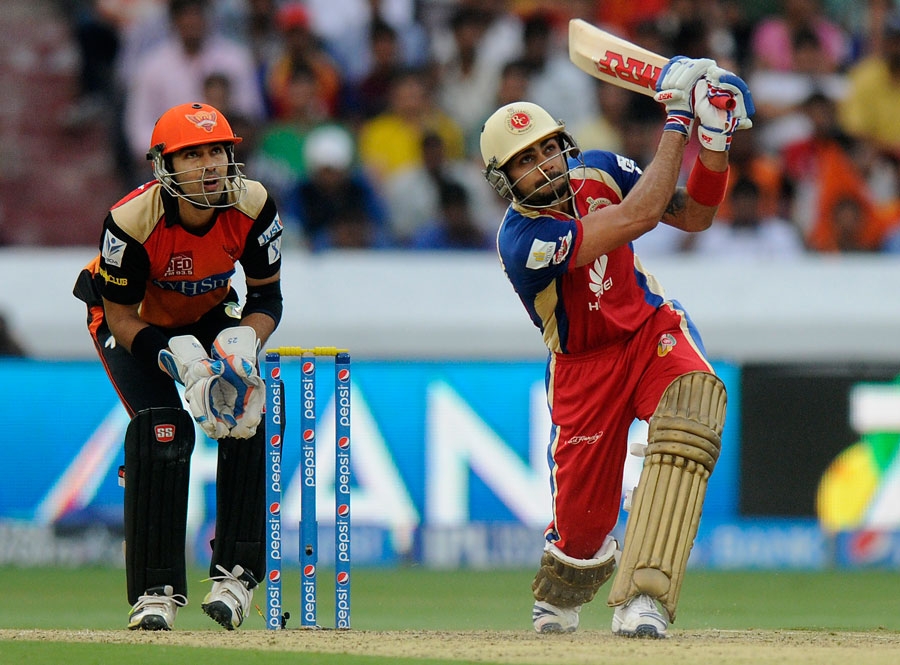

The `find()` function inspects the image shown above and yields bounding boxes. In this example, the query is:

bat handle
[710,95,736,111]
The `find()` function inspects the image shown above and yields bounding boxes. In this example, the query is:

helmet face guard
[147,102,247,208]
[480,102,585,210]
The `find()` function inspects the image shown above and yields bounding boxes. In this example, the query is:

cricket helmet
[146,102,247,207]
[479,101,583,207]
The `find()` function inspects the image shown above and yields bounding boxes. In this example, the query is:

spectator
[690,178,806,258]
[435,7,502,156]
[748,26,847,154]
[782,92,885,249]
[357,67,465,183]
[285,125,391,250]
[715,127,786,222]
[838,10,900,161]
[344,18,405,122]
[123,0,265,173]
[409,180,493,250]
[265,2,343,120]
[248,64,329,208]
[202,72,258,157]
[384,131,503,245]
[749,0,851,73]
[572,80,630,154]
[519,10,598,132]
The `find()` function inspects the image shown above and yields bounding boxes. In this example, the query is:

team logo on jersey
[185,110,218,132]
[224,301,242,318]
[525,238,556,269]
[164,252,193,277]
[101,230,126,268]
[657,333,677,357]
[588,256,613,309]
[586,196,612,213]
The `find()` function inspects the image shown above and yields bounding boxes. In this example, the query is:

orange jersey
[88,180,282,328]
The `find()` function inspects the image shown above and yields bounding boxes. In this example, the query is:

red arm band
[686,157,730,207]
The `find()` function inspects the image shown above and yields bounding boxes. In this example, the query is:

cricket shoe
[128,585,187,630]
[611,594,668,638]
[532,600,581,633]
[201,564,255,630]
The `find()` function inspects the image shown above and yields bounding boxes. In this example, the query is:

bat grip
[710,95,736,111]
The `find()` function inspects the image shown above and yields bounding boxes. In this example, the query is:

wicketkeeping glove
[211,326,265,439]
[654,55,716,137]
[159,335,236,439]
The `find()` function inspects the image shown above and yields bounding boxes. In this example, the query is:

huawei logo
[588,256,613,310]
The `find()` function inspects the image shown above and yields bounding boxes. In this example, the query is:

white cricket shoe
[128,585,187,630]
[201,564,255,630]
[532,600,581,633]
[611,594,668,638]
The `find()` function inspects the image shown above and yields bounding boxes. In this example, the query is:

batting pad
[124,407,195,604]
[608,372,726,622]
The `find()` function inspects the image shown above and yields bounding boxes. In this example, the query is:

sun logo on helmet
[184,110,218,133]
[507,111,532,134]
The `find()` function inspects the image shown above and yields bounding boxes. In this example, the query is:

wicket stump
[264,347,351,630]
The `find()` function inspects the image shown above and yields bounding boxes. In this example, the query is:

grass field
[2,566,899,664]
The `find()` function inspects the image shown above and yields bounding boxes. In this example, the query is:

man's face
[170,143,230,205]
[504,136,569,206]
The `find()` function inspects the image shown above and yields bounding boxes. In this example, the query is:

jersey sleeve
[240,195,283,280]
[498,209,579,301]
[581,149,643,196]
[96,214,150,305]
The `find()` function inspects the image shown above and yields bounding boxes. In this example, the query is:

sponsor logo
[337,503,350,518]
[337,368,351,382]
[101,230,126,267]
[594,50,661,93]
[224,301,242,318]
[271,367,281,380]
[525,238,556,269]
[303,564,316,578]
[268,237,282,264]
[588,256,612,310]
[268,570,281,582]
[163,252,193,277]
[566,432,603,445]
[337,436,350,450]
[269,502,280,515]
[97,265,127,286]
[269,434,282,448]
[303,429,315,442]
[336,572,350,585]
[657,333,677,357]
[184,110,218,132]
[302,361,315,375]
[258,214,284,246]
[152,269,234,296]
[552,232,572,265]
[586,196,611,213]
[154,424,175,442]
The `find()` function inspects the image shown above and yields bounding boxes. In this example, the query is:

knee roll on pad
[124,407,195,604]
[608,372,726,622]
[208,427,267,584]
[532,539,617,608]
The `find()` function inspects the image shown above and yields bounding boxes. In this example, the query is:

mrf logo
[154,424,175,442]
[595,50,661,92]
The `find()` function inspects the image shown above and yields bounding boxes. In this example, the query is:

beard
[518,173,570,207]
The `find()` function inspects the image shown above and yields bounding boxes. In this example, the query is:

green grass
[2,567,899,664]
[1,566,899,632]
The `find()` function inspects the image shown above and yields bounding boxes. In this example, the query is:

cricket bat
[568,18,734,109]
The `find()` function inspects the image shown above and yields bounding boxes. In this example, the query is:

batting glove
[654,55,716,137]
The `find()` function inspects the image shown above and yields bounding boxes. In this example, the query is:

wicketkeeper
[480,57,753,637]
[73,102,284,631]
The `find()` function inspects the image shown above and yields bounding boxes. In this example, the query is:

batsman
[73,102,284,630]
[480,56,753,637]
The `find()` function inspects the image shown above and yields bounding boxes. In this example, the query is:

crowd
[57,0,900,255]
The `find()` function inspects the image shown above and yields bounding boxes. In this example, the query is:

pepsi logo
[269,502,280,514]
[303,564,316,577]
[337,504,350,517]
[303,429,315,442]
[269,570,281,582]
[302,361,315,375]
[338,436,350,449]
[338,369,350,382]
[270,435,282,447]
[270,367,281,380]
[336,572,349,585]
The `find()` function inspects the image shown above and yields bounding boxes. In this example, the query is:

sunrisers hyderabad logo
[506,110,532,134]
[185,110,218,132]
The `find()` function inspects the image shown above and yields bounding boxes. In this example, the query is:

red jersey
[87,180,282,328]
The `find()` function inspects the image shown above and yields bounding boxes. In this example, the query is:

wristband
[686,157,729,207]
[131,325,171,369]
[663,110,692,138]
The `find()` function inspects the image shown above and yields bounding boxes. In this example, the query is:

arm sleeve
[239,195,283,280]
